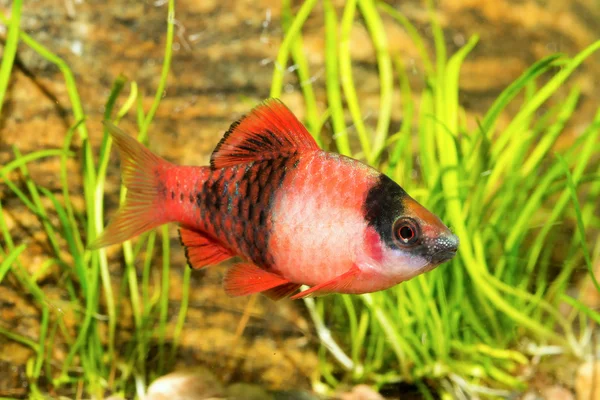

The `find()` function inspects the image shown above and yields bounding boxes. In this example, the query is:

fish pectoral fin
[263,282,302,301]
[210,98,319,169]
[223,263,290,297]
[179,226,234,269]
[290,265,361,300]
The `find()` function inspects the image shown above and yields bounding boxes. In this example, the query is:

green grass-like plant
[1,0,599,398]
[0,0,184,398]
[272,1,600,397]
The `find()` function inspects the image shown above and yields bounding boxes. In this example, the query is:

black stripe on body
[196,154,300,269]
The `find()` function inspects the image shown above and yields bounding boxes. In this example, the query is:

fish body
[90,99,459,300]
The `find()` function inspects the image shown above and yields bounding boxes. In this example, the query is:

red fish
[90,99,458,300]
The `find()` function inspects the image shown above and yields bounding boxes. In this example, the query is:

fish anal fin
[291,265,361,300]
[179,226,234,269]
[210,99,319,169]
[263,282,302,301]
[223,263,289,297]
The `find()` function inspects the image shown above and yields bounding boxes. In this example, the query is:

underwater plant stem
[170,263,191,366]
[270,0,319,98]
[0,244,26,284]
[140,0,175,141]
[281,0,320,144]
[557,155,600,293]
[323,0,351,156]
[0,12,94,202]
[0,0,22,117]
[158,225,171,373]
[362,293,417,379]
[357,0,393,160]
[303,296,355,371]
[339,0,373,162]
[376,2,434,76]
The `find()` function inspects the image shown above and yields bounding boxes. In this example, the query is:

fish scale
[191,154,300,269]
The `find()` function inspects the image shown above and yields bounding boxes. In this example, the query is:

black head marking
[364,174,407,248]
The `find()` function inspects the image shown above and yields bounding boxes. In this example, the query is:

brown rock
[576,361,600,400]
[146,368,224,400]
[542,386,574,400]
[339,384,384,400]
[226,382,273,400]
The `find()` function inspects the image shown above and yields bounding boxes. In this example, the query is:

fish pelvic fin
[179,226,234,269]
[210,98,319,169]
[263,282,302,301]
[88,122,172,250]
[223,263,290,298]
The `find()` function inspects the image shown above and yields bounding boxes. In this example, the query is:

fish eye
[393,217,420,246]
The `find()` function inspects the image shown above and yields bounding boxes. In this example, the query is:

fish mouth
[428,233,459,265]
[429,249,457,265]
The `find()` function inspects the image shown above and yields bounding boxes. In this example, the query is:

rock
[339,384,384,400]
[575,361,600,400]
[271,390,321,400]
[226,382,273,400]
[542,386,574,400]
[146,368,224,400]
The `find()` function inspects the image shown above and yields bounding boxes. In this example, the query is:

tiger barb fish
[89,99,459,300]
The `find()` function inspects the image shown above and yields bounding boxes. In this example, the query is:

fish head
[363,175,459,281]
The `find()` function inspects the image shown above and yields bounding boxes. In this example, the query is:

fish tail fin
[88,122,172,250]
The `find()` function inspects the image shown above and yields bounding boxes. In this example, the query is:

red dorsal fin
[223,263,290,297]
[210,98,319,169]
[290,265,361,300]
[179,226,234,269]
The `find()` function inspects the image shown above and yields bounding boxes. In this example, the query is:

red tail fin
[88,122,172,250]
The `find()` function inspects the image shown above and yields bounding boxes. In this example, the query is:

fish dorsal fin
[210,98,319,169]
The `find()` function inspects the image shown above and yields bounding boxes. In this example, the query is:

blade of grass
[169,265,191,366]
[560,294,600,325]
[0,0,22,117]
[139,0,175,140]
[339,0,373,161]
[387,55,414,177]
[281,0,320,144]
[557,155,600,293]
[479,55,561,136]
[0,325,39,353]
[12,147,61,257]
[376,1,434,76]
[270,0,319,98]
[323,0,351,156]
[358,0,393,160]
[0,244,27,284]
[489,40,600,160]
[1,149,69,176]
[157,225,171,374]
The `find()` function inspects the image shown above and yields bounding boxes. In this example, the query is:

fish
[89,98,459,300]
